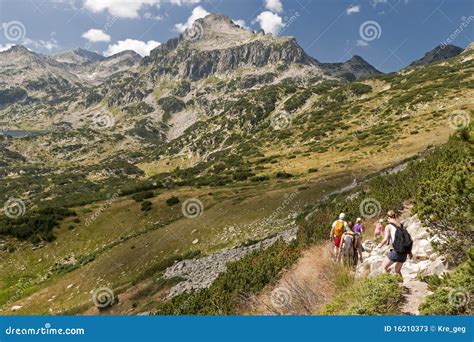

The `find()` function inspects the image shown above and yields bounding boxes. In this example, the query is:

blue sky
[0,0,473,72]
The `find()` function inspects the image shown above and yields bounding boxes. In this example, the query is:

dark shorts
[388,249,408,263]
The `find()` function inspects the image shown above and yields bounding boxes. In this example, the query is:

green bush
[275,171,293,179]
[166,196,180,206]
[154,240,300,315]
[321,274,403,315]
[132,191,154,202]
[141,201,152,212]
[419,247,474,315]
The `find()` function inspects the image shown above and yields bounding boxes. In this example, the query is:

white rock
[412,239,434,259]
[66,283,74,289]
[427,257,448,276]
[11,305,22,311]
[192,239,199,244]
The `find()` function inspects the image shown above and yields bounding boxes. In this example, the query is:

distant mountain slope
[409,44,463,67]
[320,55,382,81]
[52,48,105,65]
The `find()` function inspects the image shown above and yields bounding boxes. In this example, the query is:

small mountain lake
[0,130,48,137]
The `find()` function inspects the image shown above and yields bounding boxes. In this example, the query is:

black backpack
[392,223,413,254]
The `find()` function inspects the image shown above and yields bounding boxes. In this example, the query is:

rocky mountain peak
[3,44,32,55]
[409,44,463,67]
[320,55,381,81]
[144,13,317,81]
[52,48,105,65]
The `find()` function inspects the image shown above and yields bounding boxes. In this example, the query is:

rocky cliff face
[144,13,319,81]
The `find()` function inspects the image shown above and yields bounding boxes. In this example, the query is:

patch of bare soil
[242,242,336,315]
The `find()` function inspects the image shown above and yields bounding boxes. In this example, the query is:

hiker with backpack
[339,221,359,266]
[377,210,413,277]
[353,218,364,262]
[329,213,349,261]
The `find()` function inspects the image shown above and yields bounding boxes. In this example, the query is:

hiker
[377,210,413,277]
[340,222,357,266]
[329,213,349,261]
[374,218,384,240]
[353,218,364,262]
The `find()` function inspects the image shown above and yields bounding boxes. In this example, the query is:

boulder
[427,256,448,276]
[401,261,420,281]
[412,239,434,260]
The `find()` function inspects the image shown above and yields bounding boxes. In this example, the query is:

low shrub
[166,196,180,206]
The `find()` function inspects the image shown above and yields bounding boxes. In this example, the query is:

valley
[0,13,472,315]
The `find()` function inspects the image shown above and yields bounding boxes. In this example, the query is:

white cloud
[0,44,14,52]
[83,0,200,18]
[82,29,111,43]
[174,5,210,32]
[265,0,283,13]
[356,39,369,47]
[346,5,360,15]
[170,0,200,5]
[254,11,284,35]
[104,38,160,57]
[24,37,59,51]
[83,0,161,18]
[144,11,163,20]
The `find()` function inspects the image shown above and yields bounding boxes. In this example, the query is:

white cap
[339,213,345,219]
[356,217,362,222]
[379,219,384,223]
